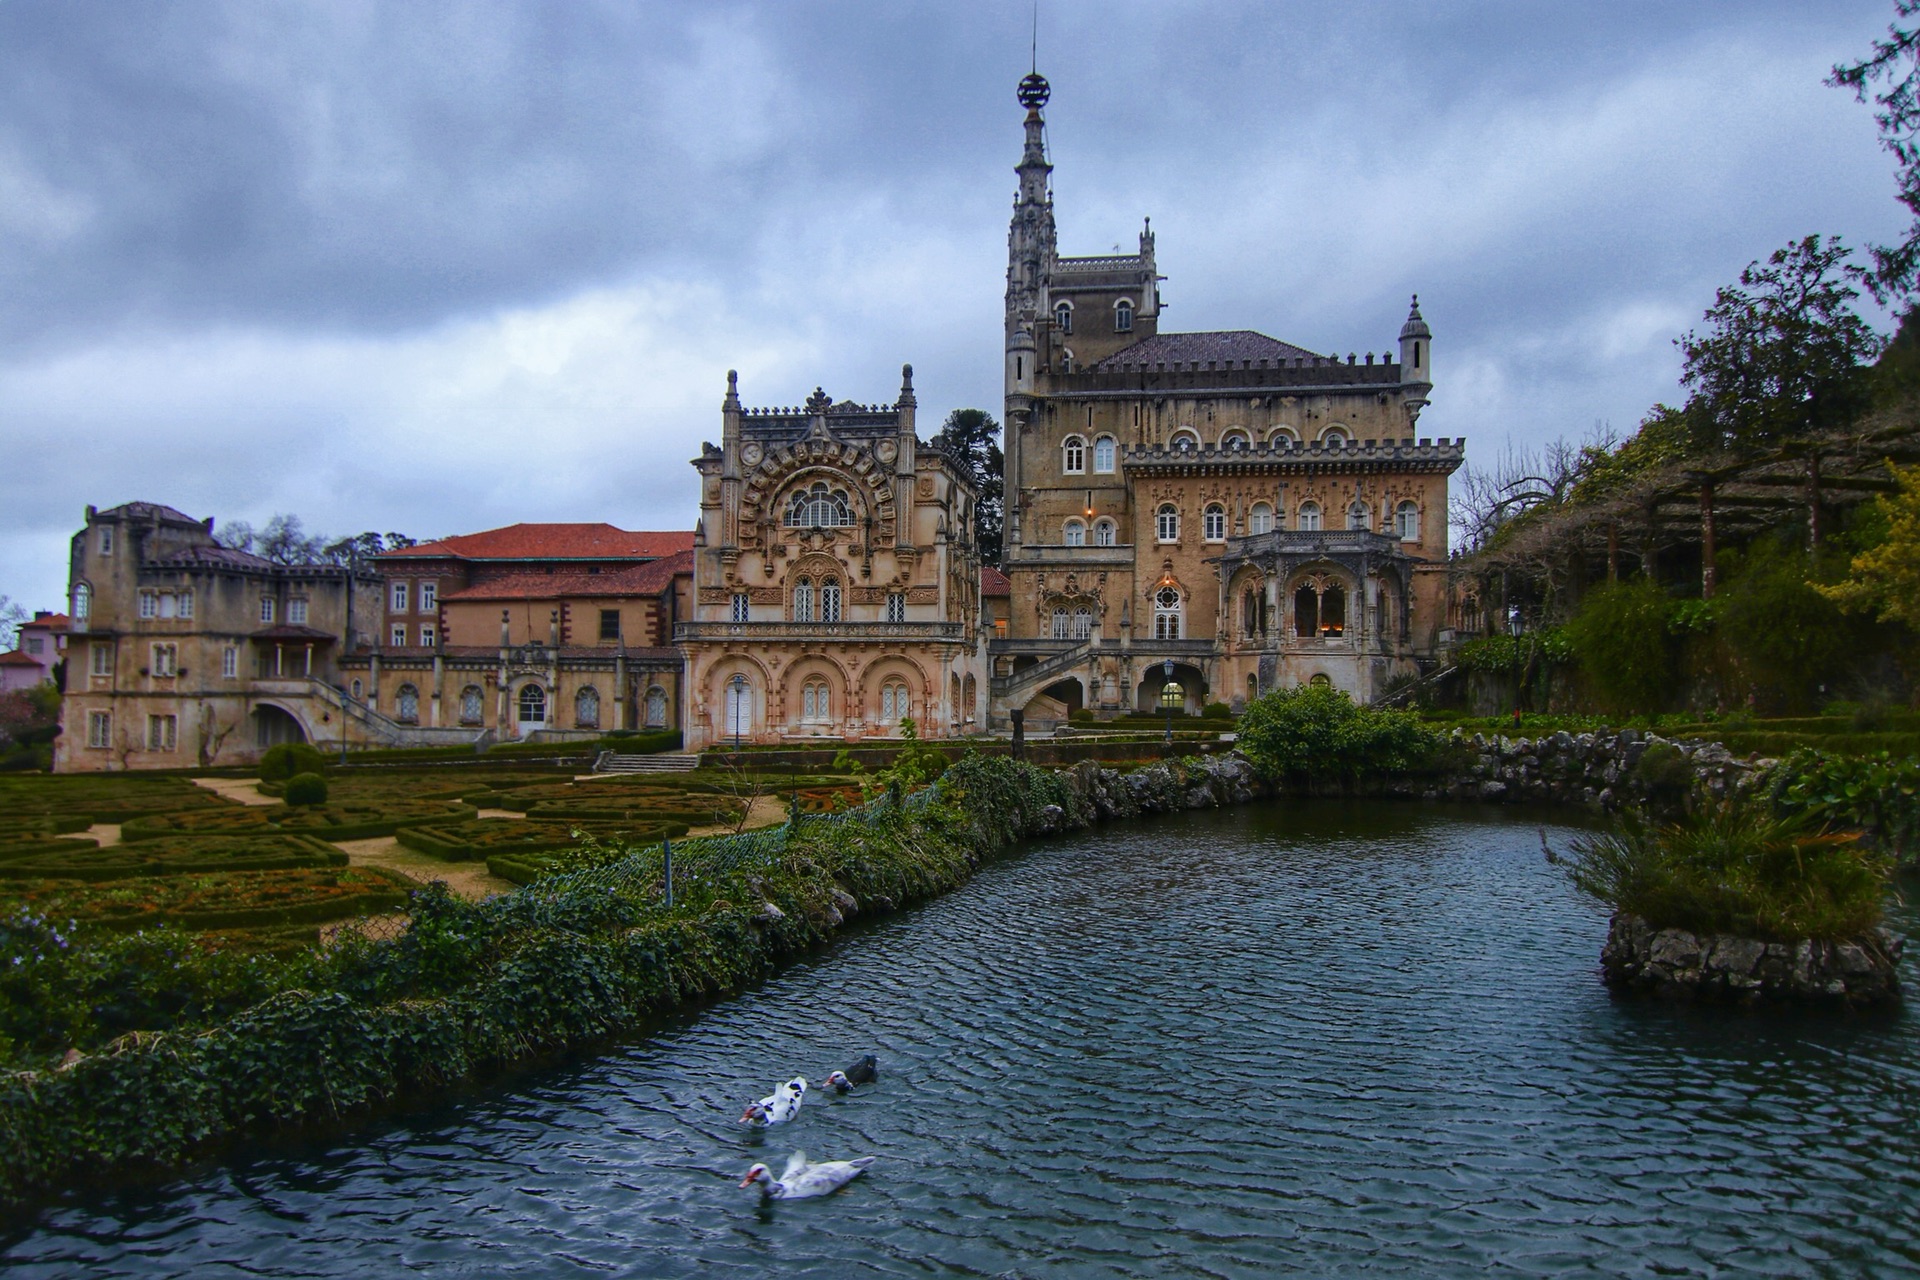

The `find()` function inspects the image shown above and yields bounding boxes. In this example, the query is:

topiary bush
[1201,702,1233,719]
[259,743,328,783]
[282,772,328,806]
[1235,684,1439,784]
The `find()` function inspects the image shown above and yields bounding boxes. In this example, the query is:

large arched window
[1396,501,1421,541]
[793,579,815,623]
[1203,504,1227,542]
[1093,435,1116,472]
[1072,607,1093,640]
[787,481,853,527]
[1114,298,1134,332]
[880,679,911,727]
[1321,585,1347,636]
[459,685,484,724]
[1153,586,1182,640]
[1062,435,1085,474]
[1063,519,1085,547]
[1051,608,1070,639]
[1347,501,1372,531]
[1298,501,1322,532]
[1160,680,1184,710]
[1156,504,1180,542]
[396,683,420,724]
[575,686,600,728]
[644,685,668,728]
[819,579,842,623]
[517,684,547,725]
[1249,502,1273,535]
[1054,300,1073,334]
[71,583,90,624]
[1093,518,1117,546]
[1242,588,1262,638]
[801,678,830,722]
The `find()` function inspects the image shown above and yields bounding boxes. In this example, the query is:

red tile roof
[442,550,691,602]
[24,614,71,630]
[0,651,44,667]
[381,524,694,562]
[980,566,1011,595]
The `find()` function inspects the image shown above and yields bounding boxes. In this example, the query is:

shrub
[1564,580,1680,715]
[283,773,328,806]
[1069,709,1097,723]
[1766,748,1920,860]
[1562,801,1890,942]
[1631,742,1693,804]
[1235,684,1439,783]
[1201,702,1233,720]
[259,743,329,783]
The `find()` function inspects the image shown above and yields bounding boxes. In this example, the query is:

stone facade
[991,73,1461,727]
[678,371,987,749]
[55,502,384,771]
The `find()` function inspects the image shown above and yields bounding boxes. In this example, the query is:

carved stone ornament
[877,439,898,464]
[742,443,763,466]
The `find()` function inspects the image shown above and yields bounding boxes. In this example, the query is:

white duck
[739,1076,807,1125]
[740,1151,876,1200]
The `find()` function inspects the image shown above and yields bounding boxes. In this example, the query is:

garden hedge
[398,819,690,864]
[0,833,346,882]
[121,801,478,843]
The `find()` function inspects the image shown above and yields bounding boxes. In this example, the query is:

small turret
[1398,295,1432,424]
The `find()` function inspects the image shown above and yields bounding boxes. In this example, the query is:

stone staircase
[595,752,701,774]
[991,640,1096,706]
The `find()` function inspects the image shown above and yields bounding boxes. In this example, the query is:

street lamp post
[1162,657,1176,749]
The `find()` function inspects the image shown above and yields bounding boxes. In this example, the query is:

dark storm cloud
[0,0,1910,613]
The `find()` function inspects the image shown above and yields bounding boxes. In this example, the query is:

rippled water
[7,802,1920,1278]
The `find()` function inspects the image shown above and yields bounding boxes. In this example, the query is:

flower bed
[792,785,866,814]
[121,800,478,843]
[397,818,689,863]
[0,866,417,933]
[0,833,346,882]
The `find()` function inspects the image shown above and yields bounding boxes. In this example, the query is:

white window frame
[1299,501,1322,532]
[1221,430,1250,452]
[576,685,600,728]
[820,580,842,623]
[793,580,815,623]
[89,643,112,676]
[1062,435,1085,474]
[1269,426,1299,446]
[1396,501,1421,541]
[1051,608,1069,639]
[420,624,436,646]
[460,685,484,724]
[1250,503,1273,535]
[260,597,275,624]
[1347,502,1371,532]
[1203,504,1227,542]
[885,593,906,623]
[1094,518,1117,547]
[1072,607,1093,640]
[1093,435,1116,472]
[178,591,193,619]
[288,599,309,626]
[419,581,437,611]
[1321,425,1350,446]
[801,678,830,723]
[390,623,408,646]
[731,592,750,623]
[880,680,910,726]
[1054,300,1073,334]
[644,685,668,728]
[1063,519,1085,547]
[221,646,238,679]
[150,643,176,677]
[146,714,176,751]
[88,710,111,748]
[1156,504,1179,543]
[138,592,157,620]
[1170,429,1200,452]
[396,683,421,724]
[72,583,90,623]
[1114,299,1133,332]
[391,581,409,613]
[1153,586,1183,640]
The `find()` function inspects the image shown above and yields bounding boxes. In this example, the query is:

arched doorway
[516,684,548,736]
[724,675,752,741]
[252,704,305,748]
[1135,663,1205,714]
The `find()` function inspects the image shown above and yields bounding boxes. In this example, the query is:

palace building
[988,71,1463,725]
[677,369,987,749]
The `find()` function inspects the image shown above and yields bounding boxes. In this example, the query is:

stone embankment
[1391,729,1759,812]
[1601,913,1903,1006]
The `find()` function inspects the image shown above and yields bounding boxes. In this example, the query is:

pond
[6,802,1919,1277]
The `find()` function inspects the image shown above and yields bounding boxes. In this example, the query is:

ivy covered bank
[0,754,1260,1210]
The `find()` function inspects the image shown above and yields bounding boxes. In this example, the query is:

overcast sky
[1,1,1911,615]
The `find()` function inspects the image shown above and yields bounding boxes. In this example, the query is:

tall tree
[928,409,1005,566]
[1833,4,1920,301]
[1678,235,1882,453]
[214,516,413,565]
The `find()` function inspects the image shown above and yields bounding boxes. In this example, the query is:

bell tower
[1004,70,1054,551]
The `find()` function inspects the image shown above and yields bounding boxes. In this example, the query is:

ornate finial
[1400,294,1431,339]
[806,387,832,415]
[1017,72,1050,110]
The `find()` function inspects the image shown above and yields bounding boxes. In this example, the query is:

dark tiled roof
[1091,330,1324,370]
[442,550,691,602]
[980,566,1011,595]
[251,624,337,641]
[381,524,694,562]
[96,501,201,525]
[152,545,276,571]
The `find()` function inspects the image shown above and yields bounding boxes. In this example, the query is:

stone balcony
[673,620,966,643]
